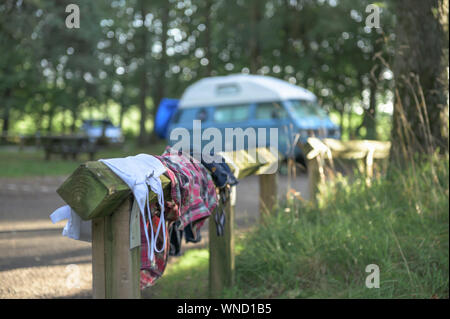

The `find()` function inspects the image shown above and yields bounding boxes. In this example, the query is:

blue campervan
[164,74,340,161]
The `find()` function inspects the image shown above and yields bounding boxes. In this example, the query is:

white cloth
[50,205,92,242]
[49,154,167,265]
[99,154,166,264]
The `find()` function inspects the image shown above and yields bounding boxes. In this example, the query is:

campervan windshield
[288,99,328,119]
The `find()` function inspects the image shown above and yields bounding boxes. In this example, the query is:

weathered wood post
[259,173,278,219]
[92,197,141,298]
[208,186,235,298]
[57,161,143,299]
[256,147,279,220]
[303,139,328,203]
[306,155,322,202]
[208,148,278,297]
[363,145,375,186]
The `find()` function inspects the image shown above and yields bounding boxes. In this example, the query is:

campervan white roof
[178,74,317,108]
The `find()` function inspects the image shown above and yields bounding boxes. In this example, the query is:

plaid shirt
[140,148,218,289]
[158,148,218,234]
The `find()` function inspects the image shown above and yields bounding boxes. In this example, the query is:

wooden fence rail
[303,137,391,201]
[56,147,279,298]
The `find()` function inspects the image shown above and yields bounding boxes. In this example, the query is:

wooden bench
[303,137,391,200]
[41,135,98,161]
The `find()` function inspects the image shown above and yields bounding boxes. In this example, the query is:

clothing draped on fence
[49,205,91,242]
[49,147,239,290]
[140,147,219,288]
[197,151,238,237]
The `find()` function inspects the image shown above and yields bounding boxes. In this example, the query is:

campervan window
[173,108,208,123]
[255,102,287,120]
[213,104,250,123]
[289,99,327,118]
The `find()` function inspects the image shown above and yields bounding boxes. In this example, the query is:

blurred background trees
[0,0,448,152]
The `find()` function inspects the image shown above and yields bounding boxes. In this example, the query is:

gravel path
[0,173,308,298]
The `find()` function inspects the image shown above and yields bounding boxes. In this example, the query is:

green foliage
[223,154,449,298]
[1,0,397,140]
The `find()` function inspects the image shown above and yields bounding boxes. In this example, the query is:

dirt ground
[0,173,308,299]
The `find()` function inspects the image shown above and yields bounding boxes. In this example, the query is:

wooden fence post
[92,196,141,299]
[209,187,235,298]
[364,146,375,186]
[259,172,278,220]
[307,155,322,203]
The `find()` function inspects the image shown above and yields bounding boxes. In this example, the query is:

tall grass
[224,154,449,298]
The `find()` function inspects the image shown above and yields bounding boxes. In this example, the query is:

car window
[255,102,287,120]
[213,104,250,123]
[173,108,208,123]
[289,100,327,118]
[174,109,196,123]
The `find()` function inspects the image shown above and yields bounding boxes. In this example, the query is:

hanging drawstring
[135,178,153,266]
[138,171,167,267]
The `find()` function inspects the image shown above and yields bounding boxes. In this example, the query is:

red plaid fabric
[140,149,218,289]
[157,148,218,232]
[139,212,172,288]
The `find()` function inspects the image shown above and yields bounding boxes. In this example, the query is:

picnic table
[41,135,98,161]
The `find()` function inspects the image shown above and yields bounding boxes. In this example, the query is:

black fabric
[169,221,183,256]
[169,222,204,256]
[190,151,238,189]
[184,223,202,243]
[189,151,238,237]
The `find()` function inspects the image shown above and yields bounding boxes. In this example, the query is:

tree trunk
[150,3,169,142]
[365,77,377,140]
[346,103,355,140]
[138,0,148,146]
[391,0,449,161]
[357,76,378,140]
[280,0,292,79]
[1,88,12,142]
[119,97,126,129]
[71,109,78,133]
[61,109,66,134]
[249,0,263,74]
[47,106,54,134]
[338,101,345,137]
[1,108,10,143]
[36,109,44,133]
[204,0,213,77]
